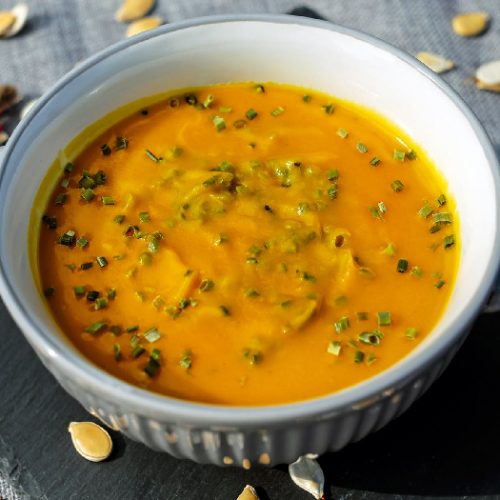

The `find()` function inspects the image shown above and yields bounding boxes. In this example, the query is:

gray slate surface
[0,0,499,499]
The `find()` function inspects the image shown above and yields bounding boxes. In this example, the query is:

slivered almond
[416,52,455,74]
[126,16,162,37]
[115,0,154,22]
[452,11,489,37]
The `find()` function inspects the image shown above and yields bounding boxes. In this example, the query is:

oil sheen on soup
[37,83,459,405]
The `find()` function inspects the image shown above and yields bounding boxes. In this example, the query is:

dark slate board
[1,297,500,499]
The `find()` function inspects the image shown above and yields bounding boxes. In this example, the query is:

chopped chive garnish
[80,188,95,202]
[297,202,309,215]
[334,316,350,333]
[327,341,342,356]
[337,128,348,139]
[243,349,262,365]
[131,345,145,359]
[327,185,338,200]
[357,312,369,321]
[377,311,392,326]
[322,103,334,114]
[218,106,232,113]
[264,204,273,213]
[397,259,409,273]
[297,270,316,282]
[430,224,442,234]
[369,157,381,167]
[356,143,368,154]
[73,285,86,296]
[405,327,418,339]
[432,212,453,224]
[443,234,455,249]
[79,173,95,189]
[393,149,405,161]
[110,325,121,335]
[76,236,88,248]
[203,94,214,108]
[435,279,446,289]
[65,263,76,272]
[113,214,125,224]
[359,329,384,345]
[271,106,285,117]
[125,325,139,333]
[254,83,265,93]
[64,162,74,173]
[327,169,339,181]
[101,196,115,206]
[144,328,161,343]
[59,230,76,246]
[100,144,112,156]
[107,288,116,300]
[96,256,108,268]
[335,295,347,306]
[55,193,67,205]
[80,262,93,270]
[418,203,433,218]
[212,115,226,132]
[94,170,106,186]
[245,108,258,120]
[407,150,417,160]
[44,287,54,297]
[179,351,192,369]
[377,201,387,214]
[382,243,397,256]
[391,180,405,192]
[94,297,108,310]
[302,94,311,102]
[42,215,58,229]
[246,257,258,265]
[115,136,128,150]
[85,321,106,334]
[354,351,365,363]
[437,194,447,207]
[184,94,197,105]
[145,349,161,377]
[233,119,247,129]
[139,211,150,223]
[219,305,231,316]
[113,344,121,361]
[244,288,260,298]
[368,206,383,220]
[145,149,161,162]
[60,178,69,189]
[86,290,99,302]
[130,335,140,348]
[178,298,191,310]
[199,279,214,292]
[411,266,423,278]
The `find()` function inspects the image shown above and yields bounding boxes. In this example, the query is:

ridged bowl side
[34,334,464,467]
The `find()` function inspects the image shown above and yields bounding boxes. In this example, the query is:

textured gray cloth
[0,0,499,498]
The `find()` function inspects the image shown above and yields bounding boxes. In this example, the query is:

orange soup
[36,83,458,405]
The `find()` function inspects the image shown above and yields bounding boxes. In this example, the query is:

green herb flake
[244,288,260,298]
[112,343,122,361]
[443,234,455,249]
[369,156,381,167]
[131,345,145,359]
[73,285,86,297]
[145,149,161,163]
[411,266,423,278]
[64,162,74,174]
[354,350,365,363]
[327,169,339,181]
[335,295,348,306]
[382,242,397,257]
[377,201,387,214]
[85,321,107,334]
[337,128,348,139]
[405,327,418,339]
[437,194,447,207]
[356,312,369,321]
[377,311,392,326]
[55,193,67,205]
[144,327,161,343]
[101,196,115,206]
[418,203,433,219]
[115,136,128,150]
[213,115,226,132]
[125,325,139,333]
[179,351,192,369]
[391,180,405,192]
[327,341,342,356]
[435,279,446,289]
[356,143,368,154]
[96,256,108,268]
[245,108,258,120]
[113,214,125,225]
[100,144,112,156]
[254,83,265,93]
[80,262,93,271]
[397,258,409,273]
[219,305,231,316]
[393,149,406,162]
[359,329,384,345]
[199,279,214,292]
[107,288,116,300]
[139,211,150,223]
[203,94,214,108]
[334,316,350,333]
[94,297,108,310]
[432,212,453,224]
[243,349,262,365]
[327,185,338,200]
[219,106,232,113]
[322,103,335,114]
[59,230,76,246]
[367,353,377,366]
[76,236,88,249]
[302,94,311,103]
[407,149,417,160]
[271,106,285,117]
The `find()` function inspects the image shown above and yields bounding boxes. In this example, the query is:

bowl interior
[0,17,498,413]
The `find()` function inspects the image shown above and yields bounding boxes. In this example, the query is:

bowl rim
[0,13,499,427]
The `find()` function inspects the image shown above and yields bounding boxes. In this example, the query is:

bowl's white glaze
[0,16,498,466]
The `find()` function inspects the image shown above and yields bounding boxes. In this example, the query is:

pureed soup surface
[37,83,458,405]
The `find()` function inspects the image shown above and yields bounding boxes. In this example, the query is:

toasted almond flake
[452,11,489,37]
[258,452,271,465]
[475,60,500,93]
[223,455,234,465]
[242,458,251,470]
[115,0,154,22]
[0,11,15,36]
[237,485,259,500]
[126,16,162,37]
[68,421,113,462]
[416,52,455,74]
[2,4,28,38]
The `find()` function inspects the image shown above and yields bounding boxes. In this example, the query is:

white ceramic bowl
[0,15,499,467]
